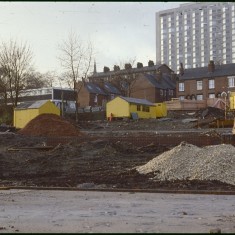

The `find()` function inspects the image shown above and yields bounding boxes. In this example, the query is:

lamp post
[221,91,227,120]
[58,76,65,117]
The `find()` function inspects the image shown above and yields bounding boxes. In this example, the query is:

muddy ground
[1,110,235,191]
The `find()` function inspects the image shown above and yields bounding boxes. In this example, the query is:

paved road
[0,189,235,233]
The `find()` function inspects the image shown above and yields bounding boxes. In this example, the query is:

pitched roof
[15,100,49,110]
[85,82,107,95]
[119,96,155,106]
[144,73,176,89]
[179,63,235,80]
[103,82,121,94]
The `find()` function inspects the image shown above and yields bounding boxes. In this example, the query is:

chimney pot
[208,60,215,72]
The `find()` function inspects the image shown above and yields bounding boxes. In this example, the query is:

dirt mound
[18,113,80,137]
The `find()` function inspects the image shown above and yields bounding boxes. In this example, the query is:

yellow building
[230,92,235,110]
[155,102,167,118]
[14,100,60,129]
[106,96,156,120]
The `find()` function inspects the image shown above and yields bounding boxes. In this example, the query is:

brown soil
[1,111,235,191]
[18,113,81,137]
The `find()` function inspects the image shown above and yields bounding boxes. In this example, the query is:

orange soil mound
[18,113,80,137]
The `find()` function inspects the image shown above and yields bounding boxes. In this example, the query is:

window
[179,96,184,100]
[142,106,150,112]
[197,81,203,90]
[228,76,235,87]
[209,93,215,98]
[179,82,184,91]
[168,90,173,96]
[137,105,141,111]
[94,94,98,103]
[197,94,203,100]
[209,79,215,89]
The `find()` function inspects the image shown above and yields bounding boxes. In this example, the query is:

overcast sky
[0,1,186,74]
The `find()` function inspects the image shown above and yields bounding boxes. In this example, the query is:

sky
[0,1,186,75]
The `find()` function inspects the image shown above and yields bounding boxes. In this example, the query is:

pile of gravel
[136,142,235,186]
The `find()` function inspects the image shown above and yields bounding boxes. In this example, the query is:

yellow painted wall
[14,101,60,129]
[129,104,156,118]
[230,92,235,110]
[106,97,156,119]
[106,97,130,118]
[38,100,60,115]
[14,109,39,129]
[155,103,167,117]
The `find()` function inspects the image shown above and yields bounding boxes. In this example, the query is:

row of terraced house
[13,60,235,113]
[76,60,235,111]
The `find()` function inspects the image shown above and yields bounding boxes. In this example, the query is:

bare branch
[111,58,137,97]
[57,31,94,121]
[0,39,34,107]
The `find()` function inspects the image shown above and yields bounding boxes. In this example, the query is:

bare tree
[0,68,9,106]
[58,31,94,121]
[112,58,137,97]
[0,39,33,107]
[24,70,56,89]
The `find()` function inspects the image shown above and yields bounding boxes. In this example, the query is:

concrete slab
[0,190,235,233]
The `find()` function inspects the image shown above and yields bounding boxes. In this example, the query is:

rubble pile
[18,114,81,137]
[197,107,225,119]
[136,142,235,186]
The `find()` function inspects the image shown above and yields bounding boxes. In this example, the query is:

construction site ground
[0,109,235,192]
[1,110,235,233]
[1,189,235,233]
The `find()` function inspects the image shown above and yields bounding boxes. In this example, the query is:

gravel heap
[136,142,235,186]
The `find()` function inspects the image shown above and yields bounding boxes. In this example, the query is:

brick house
[130,72,176,103]
[77,81,121,108]
[177,61,235,100]
[89,61,175,83]
[88,61,177,103]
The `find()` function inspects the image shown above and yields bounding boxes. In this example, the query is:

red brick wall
[131,75,175,103]
[77,86,90,107]
[177,76,235,99]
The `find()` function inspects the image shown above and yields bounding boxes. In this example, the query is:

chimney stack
[179,62,184,76]
[103,66,110,73]
[148,60,154,67]
[113,65,120,72]
[125,63,132,70]
[208,60,215,72]
[137,62,143,68]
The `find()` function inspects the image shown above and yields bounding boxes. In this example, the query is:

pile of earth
[18,113,81,137]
